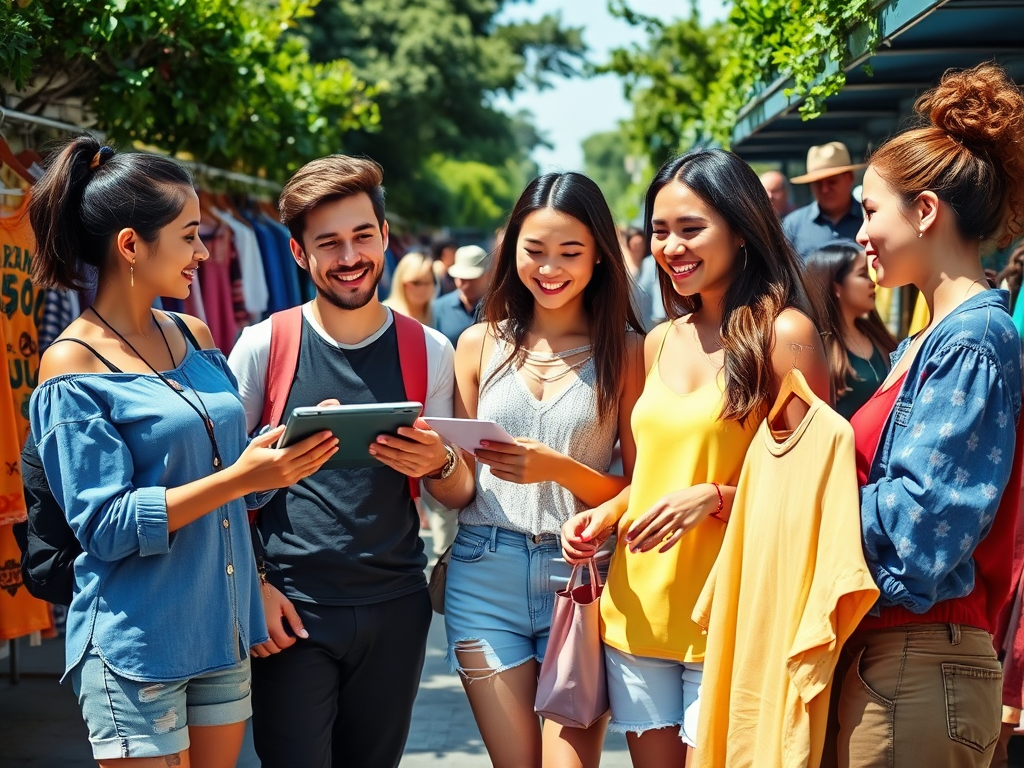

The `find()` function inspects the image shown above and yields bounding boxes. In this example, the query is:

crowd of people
[15,61,1024,768]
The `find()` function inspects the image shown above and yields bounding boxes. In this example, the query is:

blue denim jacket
[862,290,1022,614]
[30,347,270,682]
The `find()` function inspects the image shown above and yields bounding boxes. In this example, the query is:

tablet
[278,402,422,469]
[423,417,516,454]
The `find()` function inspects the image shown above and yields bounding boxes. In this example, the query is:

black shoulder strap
[165,312,203,351]
[48,338,123,373]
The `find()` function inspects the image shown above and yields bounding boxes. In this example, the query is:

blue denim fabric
[862,290,1022,614]
[30,346,269,682]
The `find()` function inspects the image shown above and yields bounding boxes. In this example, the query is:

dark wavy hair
[483,172,644,418]
[803,241,898,398]
[644,148,823,424]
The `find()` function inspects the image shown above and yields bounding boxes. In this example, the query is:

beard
[308,260,384,311]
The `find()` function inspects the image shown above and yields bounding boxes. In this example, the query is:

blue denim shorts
[444,524,572,677]
[70,646,251,760]
[604,645,703,746]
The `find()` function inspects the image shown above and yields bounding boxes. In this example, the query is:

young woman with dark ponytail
[823,62,1024,768]
[28,137,337,767]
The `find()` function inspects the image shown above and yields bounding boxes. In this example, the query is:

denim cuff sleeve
[135,486,169,557]
[245,489,279,510]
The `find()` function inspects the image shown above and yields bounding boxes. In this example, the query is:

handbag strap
[567,557,602,601]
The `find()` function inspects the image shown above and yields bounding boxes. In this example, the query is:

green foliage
[581,129,642,225]
[425,155,519,230]
[304,0,586,226]
[602,0,729,168]
[0,0,379,181]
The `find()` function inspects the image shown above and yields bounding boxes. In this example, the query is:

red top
[851,374,1024,634]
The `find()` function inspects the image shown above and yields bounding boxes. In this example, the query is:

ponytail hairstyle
[803,241,897,398]
[868,61,1024,249]
[644,148,823,425]
[29,136,194,291]
[483,172,644,419]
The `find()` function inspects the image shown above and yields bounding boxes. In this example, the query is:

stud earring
[918,231,924,239]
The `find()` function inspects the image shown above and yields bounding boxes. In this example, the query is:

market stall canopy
[731,0,1024,163]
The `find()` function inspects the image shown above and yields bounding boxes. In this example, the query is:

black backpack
[13,431,80,606]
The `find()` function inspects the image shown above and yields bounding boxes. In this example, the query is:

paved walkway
[0,531,630,767]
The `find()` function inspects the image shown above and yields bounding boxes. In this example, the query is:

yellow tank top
[601,325,759,662]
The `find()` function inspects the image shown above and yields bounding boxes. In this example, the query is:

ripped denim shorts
[443,524,572,678]
[70,644,251,760]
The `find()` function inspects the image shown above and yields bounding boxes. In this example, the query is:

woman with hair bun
[825,62,1024,767]
[28,137,337,766]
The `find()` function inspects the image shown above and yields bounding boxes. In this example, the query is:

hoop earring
[741,245,748,271]
[130,261,135,288]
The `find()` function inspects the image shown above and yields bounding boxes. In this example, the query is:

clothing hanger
[767,344,817,433]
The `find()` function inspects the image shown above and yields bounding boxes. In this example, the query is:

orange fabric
[0,318,25,524]
[0,523,51,640]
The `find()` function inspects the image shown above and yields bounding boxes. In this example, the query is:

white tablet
[423,417,516,453]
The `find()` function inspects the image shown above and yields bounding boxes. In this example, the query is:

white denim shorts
[604,645,703,746]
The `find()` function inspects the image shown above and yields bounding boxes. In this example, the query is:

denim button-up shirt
[30,347,269,682]
[862,290,1022,614]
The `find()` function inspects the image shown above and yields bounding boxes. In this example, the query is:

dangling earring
[130,260,135,288]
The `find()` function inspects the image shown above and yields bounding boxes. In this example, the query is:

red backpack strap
[260,306,304,430]
[393,311,429,500]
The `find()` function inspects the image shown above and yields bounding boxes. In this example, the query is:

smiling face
[133,188,209,300]
[292,193,388,311]
[650,179,742,303]
[856,166,920,289]
[515,207,598,312]
[836,250,877,317]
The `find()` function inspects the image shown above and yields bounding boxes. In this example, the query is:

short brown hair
[279,155,386,245]
[868,62,1024,249]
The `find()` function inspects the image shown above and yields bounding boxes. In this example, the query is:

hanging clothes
[196,223,238,354]
[38,289,80,354]
[262,215,301,308]
[694,371,878,768]
[214,207,268,323]
[0,194,51,639]
[243,211,288,314]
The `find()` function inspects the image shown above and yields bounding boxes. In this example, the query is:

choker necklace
[90,307,223,470]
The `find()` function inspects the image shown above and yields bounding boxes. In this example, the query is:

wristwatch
[425,444,459,481]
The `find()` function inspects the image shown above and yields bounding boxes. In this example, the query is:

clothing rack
[0,105,280,192]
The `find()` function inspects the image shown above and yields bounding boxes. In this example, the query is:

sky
[497,0,730,173]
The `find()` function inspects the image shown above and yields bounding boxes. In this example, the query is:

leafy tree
[0,0,378,180]
[581,129,641,225]
[304,0,586,224]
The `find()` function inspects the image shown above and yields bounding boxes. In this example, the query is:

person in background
[446,171,645,768]
[383,251,436,327]
[824,61,1024,768]
[803,241,897,420]
[433,244,493,348]
[760,169,793,218]
[432,236,458,296]
[28,137,336,767]
[784,142,865,260]
[562,148,830,768]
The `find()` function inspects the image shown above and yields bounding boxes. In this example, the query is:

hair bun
[916,62,1024,153]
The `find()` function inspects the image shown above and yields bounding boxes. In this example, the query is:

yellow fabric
[693,394,878,768]
[601,326,759,662]
[873,286,893,325]
[909,292,930,336]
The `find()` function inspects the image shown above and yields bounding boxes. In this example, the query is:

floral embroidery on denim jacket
[861,290,1022,614]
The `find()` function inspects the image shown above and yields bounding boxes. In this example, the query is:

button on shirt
[783,199,863,261]
[433,290,479,348]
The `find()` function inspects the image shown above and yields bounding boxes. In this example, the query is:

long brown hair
[482,172,644,418]
[803,242,898,397]
[644,148,824,425]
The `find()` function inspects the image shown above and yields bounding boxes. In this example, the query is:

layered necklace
[90,307,224,470]
[519,343,593,384]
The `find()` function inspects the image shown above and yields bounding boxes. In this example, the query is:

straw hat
[447,244,491,280]
[789,142,865,184]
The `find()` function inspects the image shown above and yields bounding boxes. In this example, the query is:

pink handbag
[534,558,609,728]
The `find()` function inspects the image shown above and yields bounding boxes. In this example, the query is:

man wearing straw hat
[783,141,865,260]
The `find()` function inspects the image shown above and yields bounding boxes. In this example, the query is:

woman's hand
[474,437,561,484]
[231,426,338,495]
[562,504,619,564]
[625,484,718,554]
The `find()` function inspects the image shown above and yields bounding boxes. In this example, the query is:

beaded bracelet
[710,482,725,521]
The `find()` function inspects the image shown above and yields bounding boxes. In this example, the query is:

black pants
[251,588,432,768]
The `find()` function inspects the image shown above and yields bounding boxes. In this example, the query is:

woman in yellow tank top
[562,149,832,768]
